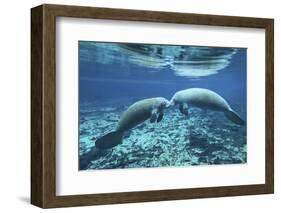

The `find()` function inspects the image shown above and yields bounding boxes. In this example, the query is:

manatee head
[155,97,170,109]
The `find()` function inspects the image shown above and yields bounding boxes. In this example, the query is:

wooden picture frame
[31,4,274,208]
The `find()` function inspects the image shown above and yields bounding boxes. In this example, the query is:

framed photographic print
[31,4,274,208]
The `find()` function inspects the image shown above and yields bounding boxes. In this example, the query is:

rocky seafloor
[79,100,246,170]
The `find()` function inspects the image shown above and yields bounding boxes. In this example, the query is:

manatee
[95,97,170,149]
[170,88,245,125]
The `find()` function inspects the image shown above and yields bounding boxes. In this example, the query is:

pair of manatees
[95,88,245,149]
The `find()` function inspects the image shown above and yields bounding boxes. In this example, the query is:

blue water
[79,42,247,170]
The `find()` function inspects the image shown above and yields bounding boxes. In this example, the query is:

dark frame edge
[41,3,273,28]
[45,184,270,208]
[31,5,44,208]
[31,4,57,208]
[265,19,274,194]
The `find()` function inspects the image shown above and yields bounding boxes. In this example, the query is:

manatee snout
[168,100,175,107]
[167,96,178,107]
[159,98,171,109]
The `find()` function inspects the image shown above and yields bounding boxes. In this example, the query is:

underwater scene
[79,41,247,170]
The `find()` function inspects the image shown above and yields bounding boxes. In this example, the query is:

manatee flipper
[157,112,164,123]
[95,131,123,149]
[179,103,189,116]
[224,109,245,125]
[150,108,158,123]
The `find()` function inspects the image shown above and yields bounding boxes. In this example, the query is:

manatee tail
[95,131,123,149]
[224,109,245,125]
[79,147,102,170]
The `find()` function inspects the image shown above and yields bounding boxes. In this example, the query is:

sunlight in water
[79,42,237,77]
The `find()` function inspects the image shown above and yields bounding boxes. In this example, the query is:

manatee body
[95,97,170,149]
[170,88,245,125]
